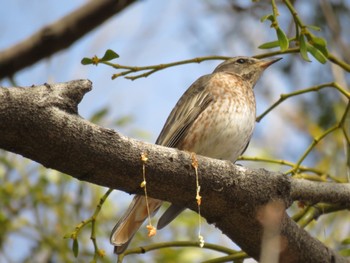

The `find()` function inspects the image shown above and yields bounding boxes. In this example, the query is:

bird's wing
[154,75,214,230]
[156,75,213,147]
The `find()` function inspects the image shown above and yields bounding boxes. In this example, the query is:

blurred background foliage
[0,0,349,262]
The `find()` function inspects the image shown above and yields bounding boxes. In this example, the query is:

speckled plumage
[110,56,281,254]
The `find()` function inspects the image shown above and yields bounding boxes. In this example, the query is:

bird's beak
[259,57,282,69]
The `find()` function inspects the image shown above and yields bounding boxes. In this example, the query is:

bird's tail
[157,204,185,230]
[110,195,162,254]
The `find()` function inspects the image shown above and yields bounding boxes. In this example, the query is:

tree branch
[291,179,350,205]
[0,0,136,79]
[0,80,348,263]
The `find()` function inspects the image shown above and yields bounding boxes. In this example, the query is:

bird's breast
[179,89,256,162]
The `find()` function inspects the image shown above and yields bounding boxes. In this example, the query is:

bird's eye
[237,58,246,64]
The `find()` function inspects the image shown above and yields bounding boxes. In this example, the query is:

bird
[110,56,281,254]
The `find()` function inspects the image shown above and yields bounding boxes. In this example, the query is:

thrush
[110,56,281,254]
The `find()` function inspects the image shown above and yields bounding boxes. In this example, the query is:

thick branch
[0,80,348,263]
[0,0,136,79]
[291,179,350,205]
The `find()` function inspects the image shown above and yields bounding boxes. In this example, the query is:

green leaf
[73,239,79,257]
[259,37,295,50]
[115,115,134,127]
[339,249,350,257]
[311,36,329,57]
[81,58,93,65]
[258,40,280,49]
[306,24,321,31]
[299,35,311,62]
[307,43,327,64]
[100,49,119,62]
[260,14,274,22]
[341,238,350,245]
[276,27,289,51]
[90,107,109,124]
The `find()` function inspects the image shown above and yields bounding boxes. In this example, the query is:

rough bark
[0,80,349,263]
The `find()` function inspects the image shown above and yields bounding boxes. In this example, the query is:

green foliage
[115,115,134,127]
[81,49,119,66]
[258,40,280,49]
[310,35,328,57]
[259,0,289,52]
[81,57,93,65]
[276,27,289,51]
[73,238,79,257]
[341,238,350,245]
[306,43,327,64]
[339,249,350,257]
[90,107,109,124]
[0,152,108,262]
[340,239,350,256]
[101,49,119,62]
[259,0,330,64]
[298,34,310,62]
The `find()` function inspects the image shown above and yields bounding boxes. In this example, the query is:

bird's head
[213,56,281,87]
